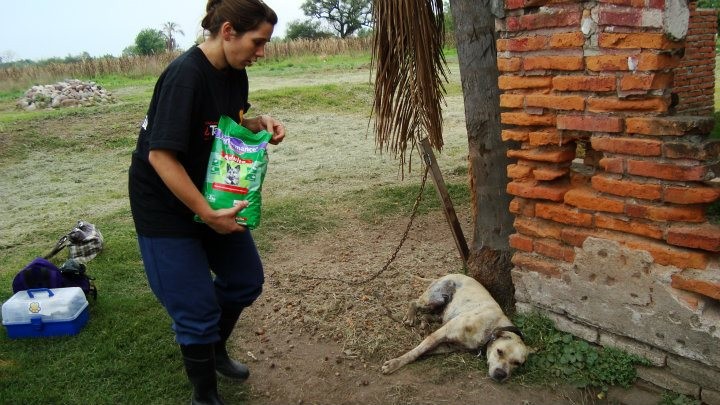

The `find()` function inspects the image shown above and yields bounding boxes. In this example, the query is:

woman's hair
[201,0,278,35]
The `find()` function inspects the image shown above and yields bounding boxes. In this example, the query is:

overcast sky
[0,0,306,61]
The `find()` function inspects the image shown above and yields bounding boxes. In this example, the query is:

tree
[285,19,334,40]
[301,0,373,38]
[372,0,516,312]
[162,22,185,52]
[132,29,166,56]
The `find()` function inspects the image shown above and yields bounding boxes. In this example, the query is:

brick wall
[674,3,717,115]
[496,0,720,403]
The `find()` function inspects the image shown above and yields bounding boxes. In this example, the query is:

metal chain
[294,163,430,285]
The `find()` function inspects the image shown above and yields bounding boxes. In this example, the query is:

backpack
[11,258,97,300]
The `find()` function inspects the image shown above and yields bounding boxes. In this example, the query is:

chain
[294,163,430,286]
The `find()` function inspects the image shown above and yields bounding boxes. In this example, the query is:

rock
[17,79,115,111]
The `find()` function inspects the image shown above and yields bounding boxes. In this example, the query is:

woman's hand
[246,115,285,145]
[199,201,249,235]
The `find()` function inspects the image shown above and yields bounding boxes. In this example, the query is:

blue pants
[137,229,263,345]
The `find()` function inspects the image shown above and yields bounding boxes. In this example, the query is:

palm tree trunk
[449,0,516,312]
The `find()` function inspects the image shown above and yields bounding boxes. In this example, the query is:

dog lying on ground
[381,273,531,382]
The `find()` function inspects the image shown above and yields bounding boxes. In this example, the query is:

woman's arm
[148,149,247,234]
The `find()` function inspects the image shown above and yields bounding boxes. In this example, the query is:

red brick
[564,187,626,213]
[625,239,708,269]
[512,252,563,278]
[594,214,665,240]
[501,94,525,108]
[498,58,522,72]
[507,145,576,163]
[509,197,536,217]
[664,186,720,205]
[627,160,709,182]
[599,33,680,49]
[533,167,570,181]
[599,0,647,7]
[625,116,715,136]
[536,202,594,227]
[498,36,549,52]
[514,216,564,239]
[523,56,585,71]
[528,128,563,146]
[591,174,663,201]
[553,75,617,92]
[667,224,720,252]
[671,272,720,299]
[549,32,585,48]
[557,115,624,133]
[507,180,572,202]
[510,233,535,252]
[502,112,557,126]
[620,73,673,91]
[499,76,552,90]
[517,10,583,31]
[508,164,534,180]
[502,129,530,142]
[525,94,585,111]
[587,97,669,113]
[598,8,642,27]
[599,157,625,174]
[591,136,663,157]
[534,238,576,262]
[638,53,681,70]
[626,202,706,223]
[586,55,633,71]
[561,226,597,247]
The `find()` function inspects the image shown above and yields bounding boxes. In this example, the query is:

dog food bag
[196,115,272,229]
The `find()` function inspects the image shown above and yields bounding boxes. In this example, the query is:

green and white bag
[197,115,272,229]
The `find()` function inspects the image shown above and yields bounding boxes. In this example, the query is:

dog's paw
[402,315,418,327]
[381,359,402,375]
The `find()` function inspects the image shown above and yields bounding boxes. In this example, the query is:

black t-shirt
[128,46,251,237]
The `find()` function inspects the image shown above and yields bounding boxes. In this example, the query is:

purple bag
[11,257,97,300]
[11,258,64,293]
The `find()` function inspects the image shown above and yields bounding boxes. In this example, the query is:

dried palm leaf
[371,0,448,173]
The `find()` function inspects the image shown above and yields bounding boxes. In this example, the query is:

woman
[128,1,284,403]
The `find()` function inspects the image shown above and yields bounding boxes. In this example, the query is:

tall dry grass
[0,37,375,93]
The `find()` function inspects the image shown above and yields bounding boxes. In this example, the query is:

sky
[0,0,306,61]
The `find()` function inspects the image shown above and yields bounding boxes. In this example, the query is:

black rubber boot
[215,307,250,381]
[180,344,224,405]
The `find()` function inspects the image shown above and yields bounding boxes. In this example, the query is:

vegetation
[513,313,650,393]
[301,0,373,38]
[124,28,167,56]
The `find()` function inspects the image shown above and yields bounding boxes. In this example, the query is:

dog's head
[484,328,531,382]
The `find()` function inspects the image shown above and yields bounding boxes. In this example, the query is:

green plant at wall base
[512,312,651,392]
[659,391,702,405]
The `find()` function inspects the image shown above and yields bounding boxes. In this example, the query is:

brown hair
[201,0,278,35]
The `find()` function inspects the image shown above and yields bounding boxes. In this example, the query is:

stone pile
[17,79,115,110]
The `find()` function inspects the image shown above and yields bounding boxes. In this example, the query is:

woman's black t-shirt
[129,46,251,237]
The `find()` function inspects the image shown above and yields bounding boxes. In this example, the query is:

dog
[224,163,241,185]
[381,274,531,382]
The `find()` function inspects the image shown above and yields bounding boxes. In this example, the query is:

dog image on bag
[382,274,532,382]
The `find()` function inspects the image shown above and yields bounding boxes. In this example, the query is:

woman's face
[223,21,274,70]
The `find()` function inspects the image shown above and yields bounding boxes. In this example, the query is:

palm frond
[371,0,448,172]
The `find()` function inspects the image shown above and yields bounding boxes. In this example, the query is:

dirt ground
[224,206,612,405]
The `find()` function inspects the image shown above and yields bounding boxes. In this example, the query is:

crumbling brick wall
[674,3,716,115]
[496,0,720,402]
